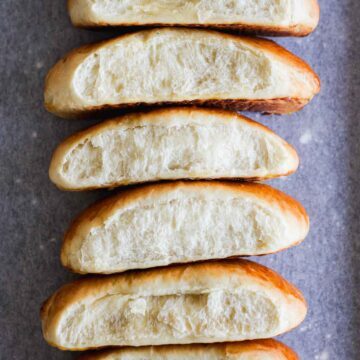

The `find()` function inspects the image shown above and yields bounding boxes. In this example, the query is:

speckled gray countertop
[1,1,359,359]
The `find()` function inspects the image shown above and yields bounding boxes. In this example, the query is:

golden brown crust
[225,339,299,360]
[49,106,299,190]
[73,22,315,37]
[60,181,309,272]
[44,259,307,313]
[46,98,312,120]
[63,181,310,239]
[52,175,296,193]
[44,28,320,119]
[68,0,319,37]
[79,340,298,359]
[41,259,307,351]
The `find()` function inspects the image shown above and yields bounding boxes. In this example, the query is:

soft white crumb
[300,130,313,144]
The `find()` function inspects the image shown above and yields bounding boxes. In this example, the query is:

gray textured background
[1,1,359,359]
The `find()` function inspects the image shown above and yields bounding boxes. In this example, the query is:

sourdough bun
[41,260,307,350]
[68,0,319,37]
[79,340,298,359]
[61,181,309,274]
[49,107,299,190]
[44,28,320,119]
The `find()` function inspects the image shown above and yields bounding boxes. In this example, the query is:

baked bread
[44,28,320,119]
[68,0,319,37]
[78,340,298,359]
[61,181,309,274]
[41,260,307,350]
[49,107,299,190]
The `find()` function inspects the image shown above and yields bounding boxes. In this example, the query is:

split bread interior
[44,28,320,118]
[41,260,307,350]
[68,0,319,37]
[49,107,299,190]
[78,339,298,359]
[61,181,309,274]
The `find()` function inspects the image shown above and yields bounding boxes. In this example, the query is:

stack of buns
[41,1,320,358]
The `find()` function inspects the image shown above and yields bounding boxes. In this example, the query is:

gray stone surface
[1,1,359,359]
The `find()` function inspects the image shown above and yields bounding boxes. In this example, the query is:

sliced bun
[61,181,309,274]
[49,107,299,190]
[44,28,320,119]
[41,260,307,350]
[68,0,319,37]
[79,340,298,359]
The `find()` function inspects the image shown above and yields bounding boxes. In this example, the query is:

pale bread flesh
[68,0,319,37]
[41,260,307,350]
[61,181,309,274]
[44,28,320,119]
[49,107,299,190]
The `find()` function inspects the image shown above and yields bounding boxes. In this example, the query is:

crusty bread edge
[46,97,313,120]
[60,181,309,273]
[41,259,307,351]
[44,28,320,119]
[49,107,299,190]
[67,0,319,37]
[69,22,316,38]
[78,339,299,359]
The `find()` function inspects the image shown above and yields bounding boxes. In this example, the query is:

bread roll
[68,0,319,37]
[49,107,299,190]
[41,260,307,350]
[79,340,298,359]
[61,181,309,274]
[44,28,320,119]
